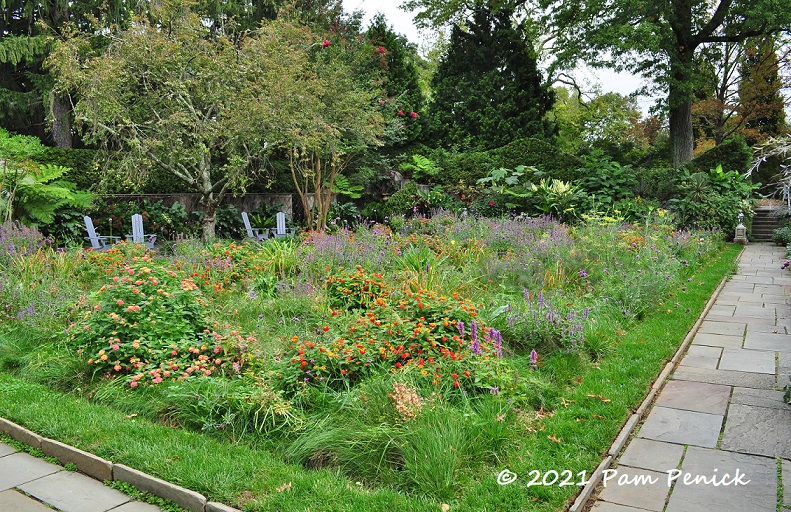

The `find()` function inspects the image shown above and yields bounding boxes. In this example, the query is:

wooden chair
[272,212,296,238]
[83,216,120,251]
[129,214,157,250]
[241,212,269,242]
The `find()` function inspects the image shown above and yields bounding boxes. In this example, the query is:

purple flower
[578,269,588,278]
[530,349,538,370]
[470,320,480,355]
[457,320,465,337]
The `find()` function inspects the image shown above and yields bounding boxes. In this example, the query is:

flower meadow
[0,213,730,507]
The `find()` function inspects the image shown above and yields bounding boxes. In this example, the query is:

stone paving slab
[616,438,684,473]
[709,304,736,316]
[0,452,60,491]
[705,315,780,330]
[0,489,53,512]
[718,348,776,373]
[691,332,744,349]
[19,470,131,512]
[665,446,777,512]
[744,331,791,351]
[721,403,791,458]
[672,366,776,389]
[697,321,746,336]
[731,387,787,409]
[590,502,653,512]
[637,406,722,448]
[733,305,776,318]
[0,442,15,457]
[654,381,730,415]
[680,345,722,369]
[597,466,669,511]
[745,276,775,284]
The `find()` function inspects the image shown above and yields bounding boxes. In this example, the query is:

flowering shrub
[0,221,50,267]
[72,258,249,387]
[282,289,504,394]
[324,265,390,310]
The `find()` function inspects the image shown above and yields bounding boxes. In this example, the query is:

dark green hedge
[684,137,752,174]
[435,137,582,186]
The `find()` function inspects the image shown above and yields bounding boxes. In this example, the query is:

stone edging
[566,247,741,512]
[0,417,239,512]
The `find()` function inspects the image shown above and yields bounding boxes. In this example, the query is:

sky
[341,0,655,113]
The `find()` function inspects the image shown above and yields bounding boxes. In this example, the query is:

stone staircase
[750,207,784,242]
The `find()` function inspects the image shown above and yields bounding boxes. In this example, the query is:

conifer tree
[426,6,554,150]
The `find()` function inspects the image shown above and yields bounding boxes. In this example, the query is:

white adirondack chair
[272,212,296,237]
[83,216,120,251]
[241,212,269,242]
[129,214,157,250]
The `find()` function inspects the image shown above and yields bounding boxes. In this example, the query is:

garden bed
[0,214,740,511]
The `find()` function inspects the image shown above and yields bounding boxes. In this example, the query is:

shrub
[684,136,752,175]
[437,138,583,186]
[71,257,249,387]
[382,181,420,218]
[772,224,791,245]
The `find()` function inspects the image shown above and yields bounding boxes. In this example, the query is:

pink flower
[397,110,404,116]
[489,201,495,206]
[116,300,124,306]
[410,111,417,119]
[322,39,330,48]
[379,99,386,105]
[376,46,386,54]
[130,381,138,388]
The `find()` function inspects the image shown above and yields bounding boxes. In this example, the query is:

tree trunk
[50,93,72,148]
[199,156,216,240]
[669,98,694,167]
[668,47,696,167]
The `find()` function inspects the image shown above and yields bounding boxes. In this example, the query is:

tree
[739,36,788,144]
[540,0,791,167]
[0,0,137,146]
[366,13,424,142]
[426,5,554,150]
[47,6,276,239]
[693,37,788,147]
[404,0,791,167]
[242,18,384,231]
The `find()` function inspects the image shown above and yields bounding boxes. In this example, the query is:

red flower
[453,381,460,388]
[322,326,330,332]
[376,46,386,54]
[397,110,404,116]
[489,200,495,206]
[410,111,417,119]
[322,39,331,48]
[451,373,459,380]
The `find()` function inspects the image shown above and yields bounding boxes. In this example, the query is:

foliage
[772,224,791,245]
[48,6,291,239]
[684,136,753,175]
[247,19,384,232]
[71,254,248,387]
[669,165,757,233]
[0,159,93,227]
[398,154,441,183]
[383,182,420,218]
[529,178,586,220]
[366,13,425,143]
[426,6,555,150]
[578,151,637,206]
[437,137,582,186]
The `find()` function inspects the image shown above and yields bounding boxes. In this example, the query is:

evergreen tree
[426,6,554,151]
[366,13,424,142]
[739,36,788,145]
